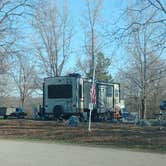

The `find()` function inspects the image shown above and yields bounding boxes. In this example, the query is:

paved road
[0,140,165,166]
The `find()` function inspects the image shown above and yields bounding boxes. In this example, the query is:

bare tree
[115,1,166,119]
[148,0,166,15]
[109,0,166,45]
[32,0,73,77]
[0,73,12,105]
[0,0,29,72]
[79,0,104,78]
[0,0,29,35]
[0,0,31,104]
[10,55,37,108]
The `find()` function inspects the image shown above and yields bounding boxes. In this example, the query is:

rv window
[48,85,72,98]
[106,86,113,97]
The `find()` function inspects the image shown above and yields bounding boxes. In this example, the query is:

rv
[42,74,120,120]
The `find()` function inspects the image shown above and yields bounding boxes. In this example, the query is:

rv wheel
[53,105,63,120]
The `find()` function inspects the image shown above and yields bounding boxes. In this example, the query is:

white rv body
[43,75,120,119]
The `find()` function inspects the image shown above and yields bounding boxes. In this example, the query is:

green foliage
[86,52,113,82]
[95,52,113,82]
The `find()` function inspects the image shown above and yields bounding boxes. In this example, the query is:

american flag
[90,84,96,104]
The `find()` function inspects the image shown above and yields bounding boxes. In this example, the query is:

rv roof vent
[68,73,81,77]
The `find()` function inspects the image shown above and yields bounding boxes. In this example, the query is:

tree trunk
[141,98,145,119]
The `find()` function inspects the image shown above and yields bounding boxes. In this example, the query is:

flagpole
[92,63,96,85]
[88,108,92,132]
[88,62,96,132]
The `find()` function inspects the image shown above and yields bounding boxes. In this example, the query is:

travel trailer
[41,74,120,120]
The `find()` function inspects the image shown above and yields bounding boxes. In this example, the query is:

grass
[0,119,166,153]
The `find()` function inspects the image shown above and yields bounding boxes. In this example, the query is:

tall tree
[115,1,166,119]
[32,0,73,77]
[0,0,30,103]
[10,55,37,108]
[80,0,104,78]
[0,0,29,74]
[148,0,166,15]
[95,52,112,82]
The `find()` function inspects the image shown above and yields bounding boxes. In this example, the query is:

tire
[4,115,8,119]
[53,105,63,120]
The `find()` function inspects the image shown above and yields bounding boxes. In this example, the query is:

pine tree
[89,52,113,82]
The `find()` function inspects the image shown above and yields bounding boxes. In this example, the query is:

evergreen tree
[95,52,113,82]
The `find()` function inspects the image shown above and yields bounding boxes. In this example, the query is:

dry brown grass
[0,119,165,152]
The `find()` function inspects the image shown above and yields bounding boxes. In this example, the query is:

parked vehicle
[41,74,120,121]
[0,107,27,119]
[160,101,166,111]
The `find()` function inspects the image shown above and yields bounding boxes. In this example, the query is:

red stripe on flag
[90,84,96,104]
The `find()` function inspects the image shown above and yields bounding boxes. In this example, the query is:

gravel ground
[0,139,165,166]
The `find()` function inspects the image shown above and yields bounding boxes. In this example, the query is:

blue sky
[65,0,129,75]
[69,0,127,42]
[17,0,130,77]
